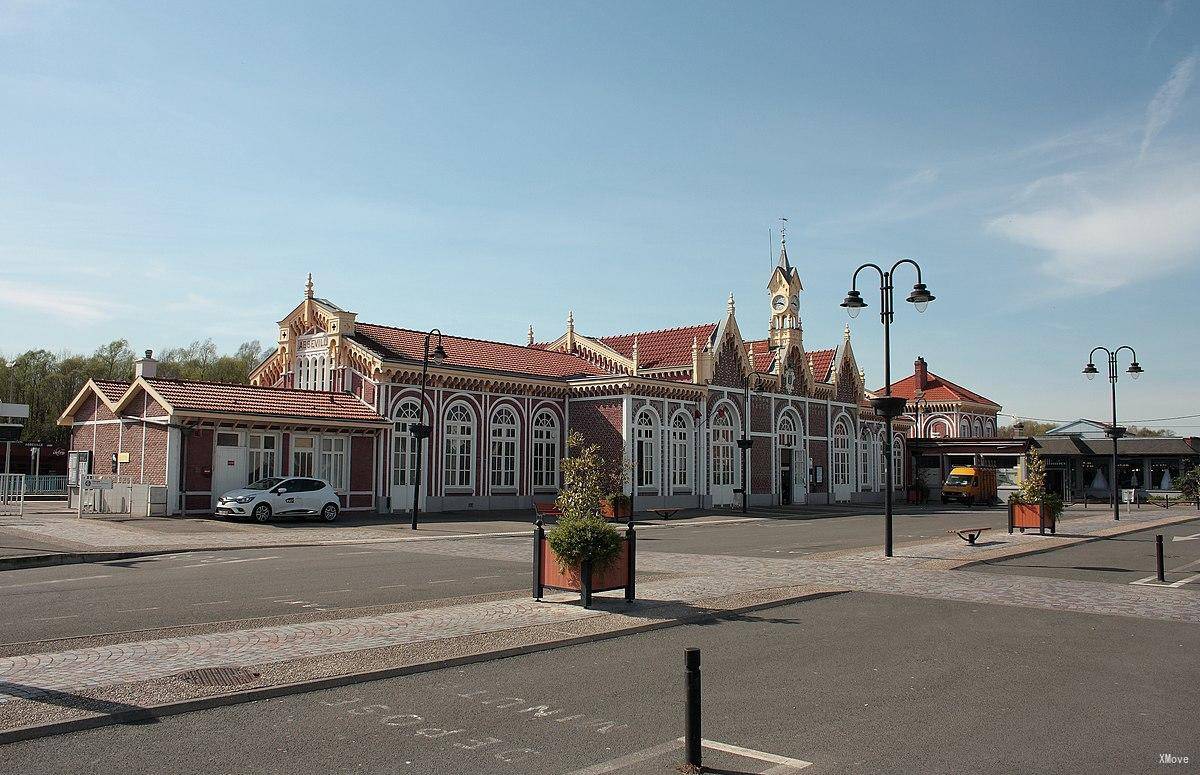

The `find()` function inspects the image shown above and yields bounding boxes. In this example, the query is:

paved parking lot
[5,590,1195,775]
[971,518,1200,588]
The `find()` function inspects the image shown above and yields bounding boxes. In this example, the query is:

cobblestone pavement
[0,508,1194,720]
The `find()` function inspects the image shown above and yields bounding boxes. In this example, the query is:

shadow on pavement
[0,682,159,726]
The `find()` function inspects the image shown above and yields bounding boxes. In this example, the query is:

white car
[215,477,340,523]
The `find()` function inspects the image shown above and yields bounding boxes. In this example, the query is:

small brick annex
[58,244,931,516]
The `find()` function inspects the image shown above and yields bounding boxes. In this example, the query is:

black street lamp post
[735,378,756,514]
[911,395,929,437]
[1082,347,1143,521]
[842,260,935,557]
[410,330,447,530]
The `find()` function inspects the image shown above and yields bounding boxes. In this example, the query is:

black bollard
[1156,534,1165,583]
[685,648,702,768]
[625,518,636,603]
[533,519,544,601]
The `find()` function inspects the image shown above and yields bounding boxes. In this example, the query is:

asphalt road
[970,518,1200,587]
[6,591,1195,774]
[0,545,529,645]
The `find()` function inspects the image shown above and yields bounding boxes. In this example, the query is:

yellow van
[941,465,997,506]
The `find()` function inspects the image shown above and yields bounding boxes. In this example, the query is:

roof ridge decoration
[596,321,718,340]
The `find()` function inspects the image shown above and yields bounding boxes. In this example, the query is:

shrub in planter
[546,515,623,572]
[1009,449,1064,531]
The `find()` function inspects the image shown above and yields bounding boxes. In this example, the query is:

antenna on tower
[779,216,788,247]
[768,227,774,269]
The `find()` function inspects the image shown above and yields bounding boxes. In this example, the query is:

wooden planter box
[1009,502,1056,534]
[533,527,635,608]
[601,499,631,520]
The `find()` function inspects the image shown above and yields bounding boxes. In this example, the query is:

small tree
[547,432,623,570]
[1014,448,1063,519]
[1179,466,1200,502]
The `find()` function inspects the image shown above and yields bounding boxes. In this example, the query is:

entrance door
[391,401,422,513]
[212,430,247,506]
[780,448,793,505]
[793,447,808,504]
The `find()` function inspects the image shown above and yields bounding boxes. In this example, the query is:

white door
[212,431,247,506]
[391,402,422,512]
[793,448,808,504]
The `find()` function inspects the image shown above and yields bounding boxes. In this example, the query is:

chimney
[135,349,158,379]
[914,356,928,390]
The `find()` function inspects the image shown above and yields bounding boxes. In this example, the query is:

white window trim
[489,406,519,493]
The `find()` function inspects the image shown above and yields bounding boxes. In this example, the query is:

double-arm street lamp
[842,260,936,557]
[1082,346,1143,521]
[410,329,448,530]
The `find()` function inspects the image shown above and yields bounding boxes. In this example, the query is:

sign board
[67,450,92,486]
[117,452,131,464]
[83,476,113,491]
[0,425,19,442]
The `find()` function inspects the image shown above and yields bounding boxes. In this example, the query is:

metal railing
[0,473,25,516]
[24,474,67,494]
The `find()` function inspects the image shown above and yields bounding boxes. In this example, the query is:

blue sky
[2,1,1199,430]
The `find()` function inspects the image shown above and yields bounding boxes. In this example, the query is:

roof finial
[305,273,314,300]
[844,323,851,341]
[527,324,535,347]
[779,216,787,247]
[631,335,640,371]
[777,217,791,270]
[727,291,735,316]
[567,309,574,330]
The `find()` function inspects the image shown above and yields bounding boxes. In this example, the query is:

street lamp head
[905,282,935,313]
[1082,362,1098,381]
[840,289,866,318]
[1127,361,1143,380]
[430,343,448,366]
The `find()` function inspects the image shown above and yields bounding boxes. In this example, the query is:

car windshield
[945,475,974,487]
[245,477,285,491]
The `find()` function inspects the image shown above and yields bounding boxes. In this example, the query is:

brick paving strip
[0,509,1196,743]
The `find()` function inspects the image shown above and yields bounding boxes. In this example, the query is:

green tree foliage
[0,338,271,446]
[997,420,1056,437]
[1013,448,1063,519]
[1179,466,1200,502]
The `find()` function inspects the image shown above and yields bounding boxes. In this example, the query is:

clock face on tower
[772,295,787,311]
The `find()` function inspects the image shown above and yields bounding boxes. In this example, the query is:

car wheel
[252,502,272,523]
[321,503,339,522]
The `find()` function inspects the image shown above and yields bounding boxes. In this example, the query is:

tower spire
[777,217,791,270]
[304,273,314,300]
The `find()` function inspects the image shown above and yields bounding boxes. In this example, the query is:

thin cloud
[1140,52,1196,160]
[0,278,127,323]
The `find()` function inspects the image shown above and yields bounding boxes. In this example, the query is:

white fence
[0,473,25,516]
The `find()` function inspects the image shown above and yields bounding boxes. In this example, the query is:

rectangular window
[248,433,277,484]
[292,436,315,478]
[532,418,558,489]
[319,436,348,491]
[490,432,517,489]
[216,432,240,448]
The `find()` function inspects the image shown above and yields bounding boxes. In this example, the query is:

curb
[0,588,847,746]
[942,513,1200,571]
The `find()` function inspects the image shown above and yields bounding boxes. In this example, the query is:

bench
[949,527,989,545]
[532,501,562,519]
[647,507,683,521]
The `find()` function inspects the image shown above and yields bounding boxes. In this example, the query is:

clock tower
[767,234,804,354]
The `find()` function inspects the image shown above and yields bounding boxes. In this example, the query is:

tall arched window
[985,419,996,436]
[531,410,559,489]
[973,419,984,438]
[443,403,475,491]
[778,414,798,449]
[670,413,693,491]
[634,409,658,490]
[489,406,518,490]
[960,418,971,437]
[392,399,421,487]
[711,408,736,487]
[930,418,950,438]
[832,419,851,487]
[860,427,873,491]
[892,435,905,490]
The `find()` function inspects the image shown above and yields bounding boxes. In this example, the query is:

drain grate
[172,666,261,687]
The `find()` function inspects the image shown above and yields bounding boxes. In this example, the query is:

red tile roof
[744,340,774,373]
[597,323,716,369]
[93,379,131,403]
[879,371,999,407]
[808,348,837,382]
[353,322,606,379]
[144,378,388,423]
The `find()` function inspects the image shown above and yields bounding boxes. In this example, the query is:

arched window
[778,414,798,449]
[930,419,950,438]
[960,418,971,437]
[860,427,873,491]
[985,419,996,436]
[973,419,984,438]
[892,435,905,490]
[489,406,518,490]
[392,399,421,487]
[443,403,475,491]
[711,407,737,487]
[669,413,693,491]
[832,419,851,486]
[531,411,559,489]
[634,409,658,489]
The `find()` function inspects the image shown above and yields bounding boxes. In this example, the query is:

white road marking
[695,738,812,769]
[336,551,383,556]
[427,579,456,585]
[473,574,504,580]
[179,556,280,568]
[379,583,408,589]
[114,607,160,613]
[1167,573,1200,588]
[562,739,683,775]
[0,575,111,590]
[1171,532,1200,542]
[190,600,232,606]
[35,614,80,621]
